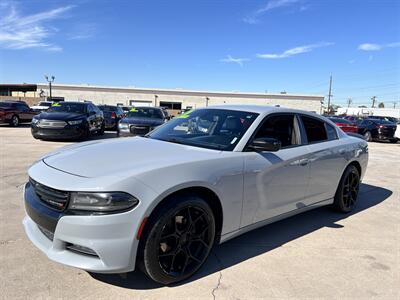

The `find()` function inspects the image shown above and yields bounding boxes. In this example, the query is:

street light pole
[205,97,209,107]
[45,75,55,101]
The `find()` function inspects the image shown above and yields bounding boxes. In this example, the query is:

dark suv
[31,101,105,140]
[98,105,125,130]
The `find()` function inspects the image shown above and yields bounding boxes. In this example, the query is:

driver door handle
[299,158,309,166]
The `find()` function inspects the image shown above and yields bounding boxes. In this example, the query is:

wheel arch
[140,184,224,243]
[347,160,362,177]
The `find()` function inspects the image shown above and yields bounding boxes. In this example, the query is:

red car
[0,101,37,127]
[328,117,358,133]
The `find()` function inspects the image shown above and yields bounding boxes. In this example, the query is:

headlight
[32,118,39,124]
[118,123,129,129]
[69,192,139,212]
[68,120,83,125]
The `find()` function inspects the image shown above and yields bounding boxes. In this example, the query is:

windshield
[47,102,87,114]
[148,108,259,151]
[127,107,164,119]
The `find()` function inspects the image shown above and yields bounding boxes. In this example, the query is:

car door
[241,113,311,227]
[15,103,30,121]
[299,115,347,203]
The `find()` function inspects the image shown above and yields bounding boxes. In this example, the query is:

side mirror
[248,137,281,152]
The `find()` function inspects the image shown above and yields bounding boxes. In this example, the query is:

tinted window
[301,116,328,143]
[0,102,13,108]
[254,114,300,148]
[127,107,164,119]
[326,124,338,140]
[329,118,350,124]
[98,105,118,112]
[48,102,87,114]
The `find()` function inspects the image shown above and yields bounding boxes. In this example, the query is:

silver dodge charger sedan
[23,105,368,284]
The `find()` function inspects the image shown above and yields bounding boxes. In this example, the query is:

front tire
[139,194,215,285]
[332,165,360,213]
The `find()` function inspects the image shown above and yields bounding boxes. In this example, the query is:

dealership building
[2,83,324,113]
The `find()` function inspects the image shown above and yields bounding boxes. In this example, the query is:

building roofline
[36,83,324,101]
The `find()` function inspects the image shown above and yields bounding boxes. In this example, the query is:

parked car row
[327,115,398,143]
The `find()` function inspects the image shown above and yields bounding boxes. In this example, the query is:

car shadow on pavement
[90,183,392,289]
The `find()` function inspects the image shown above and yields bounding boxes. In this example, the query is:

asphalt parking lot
[0,125,399,299]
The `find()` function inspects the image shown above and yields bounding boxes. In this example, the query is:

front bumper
[23,180,143,274]
[31,124,85,140]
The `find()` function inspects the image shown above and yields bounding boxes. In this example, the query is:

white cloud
[0,2,74,51]
[358,43,382,51]
[244,0,302,24]
[257,42,333,59]
[358,42,400,51]
[220,55,250,66]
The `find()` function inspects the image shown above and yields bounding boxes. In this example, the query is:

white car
[23,105,368,284]
[30,101,53,112]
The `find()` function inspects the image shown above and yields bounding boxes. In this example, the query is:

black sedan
[117,107,166,137]
[357,118,397,143]
[31,102,105,140]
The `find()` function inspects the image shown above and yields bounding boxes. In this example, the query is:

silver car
[23,105,368,284]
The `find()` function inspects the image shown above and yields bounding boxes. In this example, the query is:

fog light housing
[66,243,98,257]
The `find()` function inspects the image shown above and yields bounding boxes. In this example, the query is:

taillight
[378,125,384,129]
[111,112,117,119]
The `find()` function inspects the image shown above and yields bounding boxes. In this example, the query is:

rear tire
[332,165,360,213]
[139,194,215,285]
[389,138,398,144]
[9,115,19,127]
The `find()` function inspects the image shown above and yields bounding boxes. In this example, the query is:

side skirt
[219,198,333,244]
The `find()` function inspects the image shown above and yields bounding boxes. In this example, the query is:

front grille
[37,119,67,128]
[29,178,69,211]
[130,125,150,135]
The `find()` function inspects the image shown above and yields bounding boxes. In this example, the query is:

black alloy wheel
[140,195,215,284]
[333,165,360,213]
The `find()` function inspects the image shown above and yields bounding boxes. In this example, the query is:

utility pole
[393,101,397,109]
[347,97,352,108]
[371,96,377,108]
[44,75,55,101]
[327,75,333,115]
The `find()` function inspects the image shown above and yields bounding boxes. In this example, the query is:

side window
[326,123,338,140]
[301,116,328,143]
[17,103,29,112]
[87,104,94,114]
[254,114,300,148]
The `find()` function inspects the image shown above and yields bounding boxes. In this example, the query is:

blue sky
[0,0,399,107]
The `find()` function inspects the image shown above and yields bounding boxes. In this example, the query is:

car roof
[204,104,318,116]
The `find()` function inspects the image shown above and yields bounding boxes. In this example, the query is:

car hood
[37,112,86,121]
[121,117,164,127]
[42,137,222,178]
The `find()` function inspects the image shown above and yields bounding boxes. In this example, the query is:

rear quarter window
[301,116,328,143]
